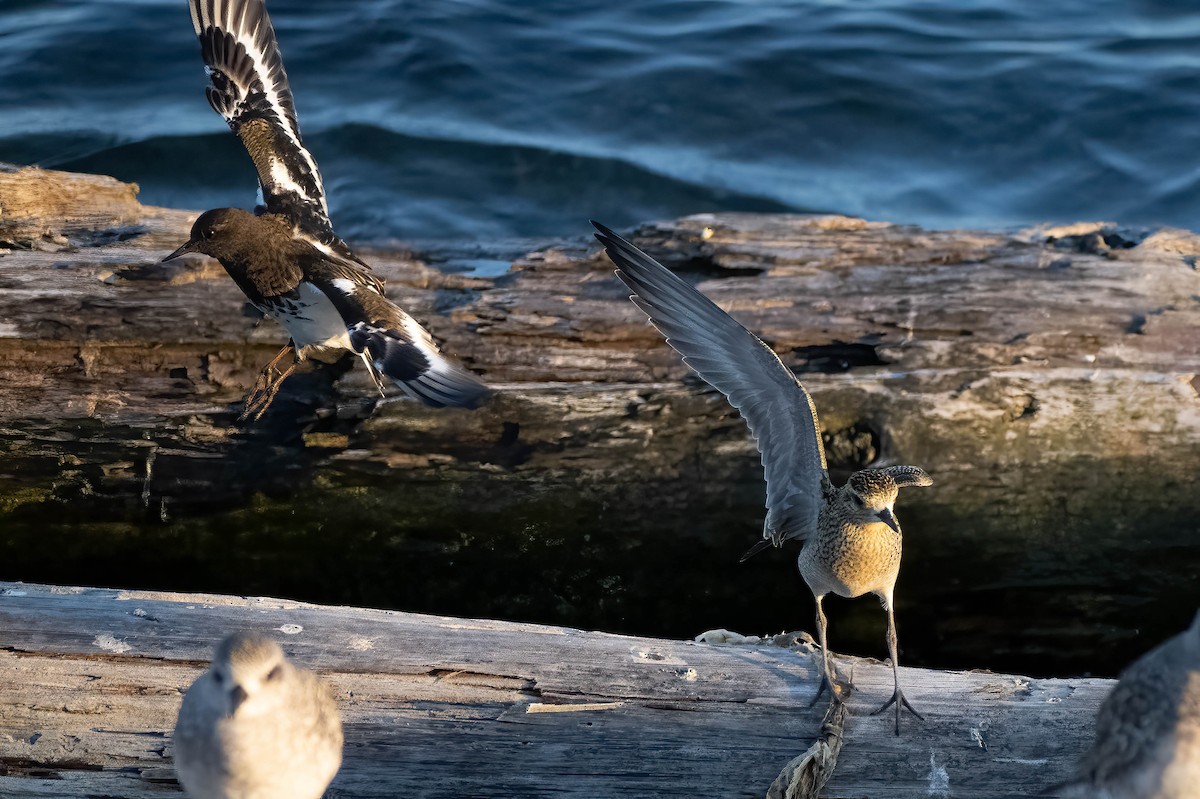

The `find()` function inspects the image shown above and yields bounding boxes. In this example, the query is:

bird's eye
[266,665,283,682]
[212,670,225,685]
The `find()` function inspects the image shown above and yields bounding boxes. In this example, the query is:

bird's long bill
[161,239,199,262]
[877,508,901,534]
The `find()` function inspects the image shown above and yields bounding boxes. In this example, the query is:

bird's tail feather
[348,322,490,409]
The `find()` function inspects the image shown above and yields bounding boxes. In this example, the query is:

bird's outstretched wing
[189,0,357,262]
[593,221,828,552]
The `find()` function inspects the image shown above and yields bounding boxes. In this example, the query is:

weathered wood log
[0,165,143,248]
[1,165,1198,679]
[0,581,1110,798]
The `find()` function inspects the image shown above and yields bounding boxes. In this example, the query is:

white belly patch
[265,282,353,353]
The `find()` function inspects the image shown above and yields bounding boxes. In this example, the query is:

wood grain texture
[0,581,1109,798]
[0,165,142,247]
[2,165,1199,678]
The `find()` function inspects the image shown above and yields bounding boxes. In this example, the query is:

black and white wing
[189,0,356,261]
[306,259,491,410]
[593,221,828,553]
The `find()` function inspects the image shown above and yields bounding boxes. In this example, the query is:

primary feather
[592,221,828,551]
[189,0,361,264]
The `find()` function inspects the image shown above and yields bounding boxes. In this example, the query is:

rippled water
[4,0,1200,243]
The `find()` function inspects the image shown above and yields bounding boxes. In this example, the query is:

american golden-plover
[1059,611,1200,798]
[174,633,343,799]
[593,221,933,735]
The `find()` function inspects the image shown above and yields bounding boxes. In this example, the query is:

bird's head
[845,466,933,532]
[163,208,252,262]
[207,633,291,718]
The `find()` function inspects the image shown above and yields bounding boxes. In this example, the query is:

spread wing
[593,222,828,551]
[189,0,358,261]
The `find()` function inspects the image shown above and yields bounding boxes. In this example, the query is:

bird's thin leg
[808,594,845,706]
[243,343,294,401]
[357,349,386,397]
[240,344,298,422]
[871,602,924,735]
[262,343,295,373]
[244,361,297,421]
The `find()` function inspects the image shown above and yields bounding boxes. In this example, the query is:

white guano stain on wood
[970,720,989,750]
[278,624,303,635]
[632,646,687,666]
[526,702,624,714]
[92,634,131,654]
[694,628,762,645]
[926,752,950,797]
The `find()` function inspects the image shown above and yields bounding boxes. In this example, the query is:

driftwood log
[0,581,1111,798]
[1,165,1199,682]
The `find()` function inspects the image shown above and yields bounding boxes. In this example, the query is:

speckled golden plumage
[798,465,931,734]
[595,221,933,735]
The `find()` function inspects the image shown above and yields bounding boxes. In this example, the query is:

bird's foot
[238,363,294,423]
[238,384,275,423]
[871,686,924,736]
[808,672,851,708]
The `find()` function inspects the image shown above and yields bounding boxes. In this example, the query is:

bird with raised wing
[166,0,489,420]
[1057,612,1200,799]
[174,633,343,799]
[593,221,932,734]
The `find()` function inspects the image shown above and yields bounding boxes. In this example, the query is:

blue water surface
[3,0,1200,243]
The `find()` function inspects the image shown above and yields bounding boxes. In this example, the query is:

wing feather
[305,260,490,410]
[189,0,357,261]
[593,221,828,547]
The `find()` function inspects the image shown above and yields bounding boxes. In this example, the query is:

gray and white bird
[593,221,933,735]
[174,632,343,799]
[166,0,489,420]
[1058,612,1200,799]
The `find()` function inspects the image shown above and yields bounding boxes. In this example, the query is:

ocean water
[3,0,1200,244]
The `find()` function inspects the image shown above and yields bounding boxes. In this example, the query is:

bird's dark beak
[162,239,199,262]
[227,684,248,717]
[877,508,900,534]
